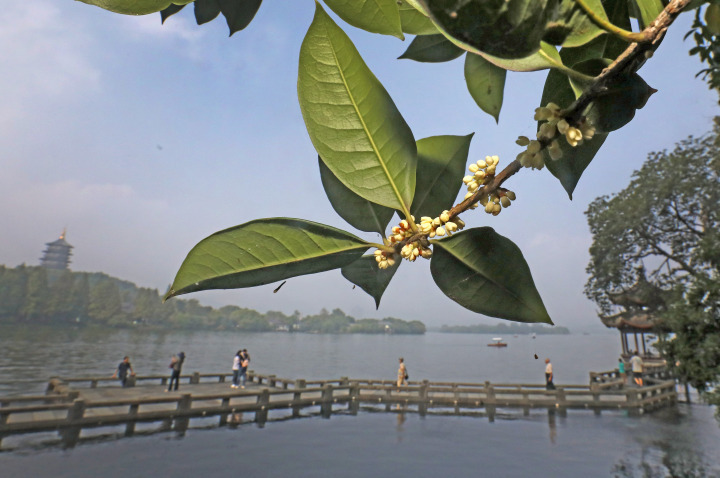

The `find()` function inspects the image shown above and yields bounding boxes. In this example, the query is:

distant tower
[40,229,74,270]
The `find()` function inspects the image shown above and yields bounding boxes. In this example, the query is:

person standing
[167,351,185,392]
[112,356,135,387]
[545,358,555,390]
[397,358,408,388]
[618,357,626,384]
[630,351,644,386]
[231,350,242,389]
[239,349,250,388]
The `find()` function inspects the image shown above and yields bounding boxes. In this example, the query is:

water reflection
[548,409,557,444]
[612,444,715,478]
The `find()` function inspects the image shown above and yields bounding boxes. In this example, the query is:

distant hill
[438,323,570,335]
[0,265,424,334]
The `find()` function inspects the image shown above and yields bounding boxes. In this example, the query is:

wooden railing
[0,372,678,449]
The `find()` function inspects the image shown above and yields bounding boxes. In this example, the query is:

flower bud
[474,170,486,180]
[516,136,530,146]
[440,211,450,223]
[557,119,570,134]
[436,227,446,236]
[476,159,487,169]
[485,202,494,214]
[505,190,516,201]
[399,220,409,229]
[500,196,511,208]
[527,140,541,155]
[468,163,479,173]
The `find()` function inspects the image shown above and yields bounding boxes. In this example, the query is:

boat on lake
[487,337,508,347]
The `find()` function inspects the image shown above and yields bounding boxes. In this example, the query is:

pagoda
[40,229,74,270]
[598,271,671,359]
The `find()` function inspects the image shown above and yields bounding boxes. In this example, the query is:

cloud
[0,2,101,124]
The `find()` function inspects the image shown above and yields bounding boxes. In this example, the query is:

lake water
[1,326,719,477]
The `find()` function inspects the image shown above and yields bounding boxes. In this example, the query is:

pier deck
[0,371,677,449]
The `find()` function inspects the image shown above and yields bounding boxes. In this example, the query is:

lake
[0,326,718,477]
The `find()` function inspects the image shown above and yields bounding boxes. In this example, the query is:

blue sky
[1,1,717,330]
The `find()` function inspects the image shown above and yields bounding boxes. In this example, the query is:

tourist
[630,351,644,386]
[239,349,250,388]
[397,357,408,388]
[618,357,626,384]
[545,358,555,390]
[231,350,242,389]
[167,351,185,392]
[112,356,135,387]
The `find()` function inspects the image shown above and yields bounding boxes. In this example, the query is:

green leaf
[411,134,474,219]
[298,4,417,212]
[540,68,608,199]
[430,227,552,324]
[586,74,656,133]
[475,42,563,73]
[341,255,400,308]
[603,0,632,59]
[218,0,262,36]
[323,0,404,39]
[630,0,664,29]
[165,218,371,299]
[464,54,506,122]
[544,0,608,48]
[398,1,438,35]
[77,0,193,15]
[419,0,563,59]
[398,34,465,62]
[318,157,394,235]
[161,3,185,23]
[545,132,608,200]
[194,0,221,25]
[567,57,609,97]
[478,41,563,73]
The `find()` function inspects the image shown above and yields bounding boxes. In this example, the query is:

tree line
[0,265,425,334]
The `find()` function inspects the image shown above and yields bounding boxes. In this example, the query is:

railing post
[190,372,200,385]
[175,394,192,432]
[90,380,98,389]
[340,377,349,386]
[418,380,429,417]
[126,375,137,387]
[269,375,277,388]
[125,403,139,435]
[555,387,566,408]
[321,384,333,418]
[66,399,86,422]
[295,379,306,390]
[219,398,230,426]
[256,388,270,425]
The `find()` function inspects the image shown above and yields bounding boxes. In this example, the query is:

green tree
[74,0,707,328]
[88,278,125,325]
[21,268,49,322]
[0,265,28,320]
[585,121,720,409]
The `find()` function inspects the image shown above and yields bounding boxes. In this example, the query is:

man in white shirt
[630,352,644,386]
[545,358,554,390]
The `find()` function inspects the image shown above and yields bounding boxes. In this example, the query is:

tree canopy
[585,120,720,408]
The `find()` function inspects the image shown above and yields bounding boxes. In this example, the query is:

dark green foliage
[586,121,720,409]
[0,265,424,333]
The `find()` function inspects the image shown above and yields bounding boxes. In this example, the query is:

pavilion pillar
[634,333,640,354]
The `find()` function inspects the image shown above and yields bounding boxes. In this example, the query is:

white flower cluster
[418,210,465,239]
[461,155,516,216]
[516,103,596,170]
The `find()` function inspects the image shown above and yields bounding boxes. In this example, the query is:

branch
[670,198,705,237]
[565,0,693,123]
[394,0,692,252]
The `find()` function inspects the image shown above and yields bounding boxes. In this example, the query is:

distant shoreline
[436,324,570,335]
